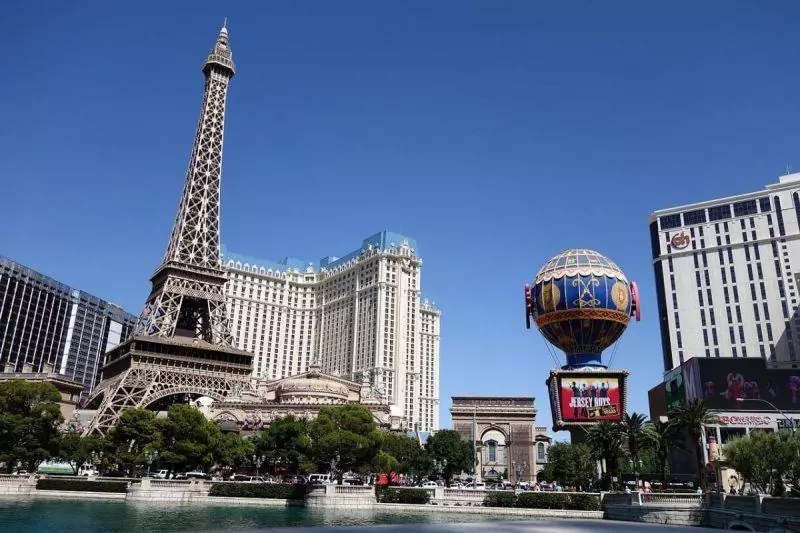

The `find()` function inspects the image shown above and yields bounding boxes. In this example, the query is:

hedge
[379,488,431,504]
[483,492,600,511]
[483,491,517,507]
[208,482,305,499]
[36,479,128,493]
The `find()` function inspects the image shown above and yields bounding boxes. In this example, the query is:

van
[308,473,332,485]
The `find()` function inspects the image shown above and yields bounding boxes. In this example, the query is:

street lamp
[736,398,795,432]
[143,450,159,476]
[432,458,448,484]
[629,457,642,490]
[90,451,103,475]
[513,461,527,487]
[252,455,266,476]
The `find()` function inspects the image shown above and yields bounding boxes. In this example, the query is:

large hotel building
[650,173,800,373]
[0,256,136,396]
[221,231,441,432]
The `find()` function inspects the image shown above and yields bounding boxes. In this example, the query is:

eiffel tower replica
[85,24,253,435]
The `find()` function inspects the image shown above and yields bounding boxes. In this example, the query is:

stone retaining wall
[30,490,126,501]
[378,502,604,520]
[304,484,375,508]
[603,504,704,527]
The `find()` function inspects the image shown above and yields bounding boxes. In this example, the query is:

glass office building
[0,255,136,397]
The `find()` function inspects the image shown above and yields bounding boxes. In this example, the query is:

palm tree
[669,398,720,491]
[618,412,649,480]
[586,421,623,489]
[644,419,683,489]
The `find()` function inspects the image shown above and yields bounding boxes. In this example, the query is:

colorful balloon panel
[531,249,632,363]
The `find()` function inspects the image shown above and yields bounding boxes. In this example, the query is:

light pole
[252,455,265,476]
[433,458,448,485]
[736,398,795,432]
[90,451,103,474]
[513,460,527,487]
[629,457,642,490]
[144,450,159,476]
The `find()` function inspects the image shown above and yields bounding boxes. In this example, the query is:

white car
[421,481,437,488]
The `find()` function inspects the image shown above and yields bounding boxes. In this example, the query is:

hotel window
[733,200,758,217]
[759,197,772,212]
[537,443,546,462]
[683,209,706,225]
[660,214,681,230]
[775,197,786,236]
[708,205,732,221]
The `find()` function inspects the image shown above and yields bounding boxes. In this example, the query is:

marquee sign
[546,369,629,430]
[715,414,773,427]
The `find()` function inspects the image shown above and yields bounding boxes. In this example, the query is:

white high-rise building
[650,173,800,373]
[222,231,441,431]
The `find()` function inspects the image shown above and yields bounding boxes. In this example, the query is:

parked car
[421,481,437,488]
[185,471,210,480]
[308,473,332,485]
[152,470,170,479]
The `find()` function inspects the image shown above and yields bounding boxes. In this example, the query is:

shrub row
[208,482,305,499]
[379,488,431,505]
[36,478,128,493]
[484,491,600,511]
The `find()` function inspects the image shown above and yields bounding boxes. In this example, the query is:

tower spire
[134,26,237,346]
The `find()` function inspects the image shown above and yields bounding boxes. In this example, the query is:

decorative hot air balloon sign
[524,249,641,431]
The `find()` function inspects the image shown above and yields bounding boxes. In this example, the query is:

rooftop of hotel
[649,172,800,221]
[0,255,135,319]
[221,231,418,274]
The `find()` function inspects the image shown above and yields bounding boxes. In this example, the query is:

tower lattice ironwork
[84,25,253,435]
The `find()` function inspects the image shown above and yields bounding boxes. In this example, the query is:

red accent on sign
[525,284,532,329]
[671,232,690,249]
[630,281,641,322]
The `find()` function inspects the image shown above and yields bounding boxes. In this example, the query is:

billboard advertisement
[547,369,629,430]
[681,357,800,412]
[664,366,685,409]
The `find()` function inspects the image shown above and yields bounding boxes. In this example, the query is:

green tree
[373,451,400,482]
[724,430,797,496]
[252,415,311,475]
[157,404,222,473]
[216,433,255,472]
[425,429,472,487]
[618,412,649,474]
[106,407,161,473]
[308,405,380,482]
[669,399,720,491]
[379,432,423,477]
[644,419,683,488]
[0,380,63,472]
[586,421,623,489]
[543,442,597,489]
[57,432,105,474]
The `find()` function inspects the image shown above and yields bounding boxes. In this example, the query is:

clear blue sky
[4,1,800,437]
